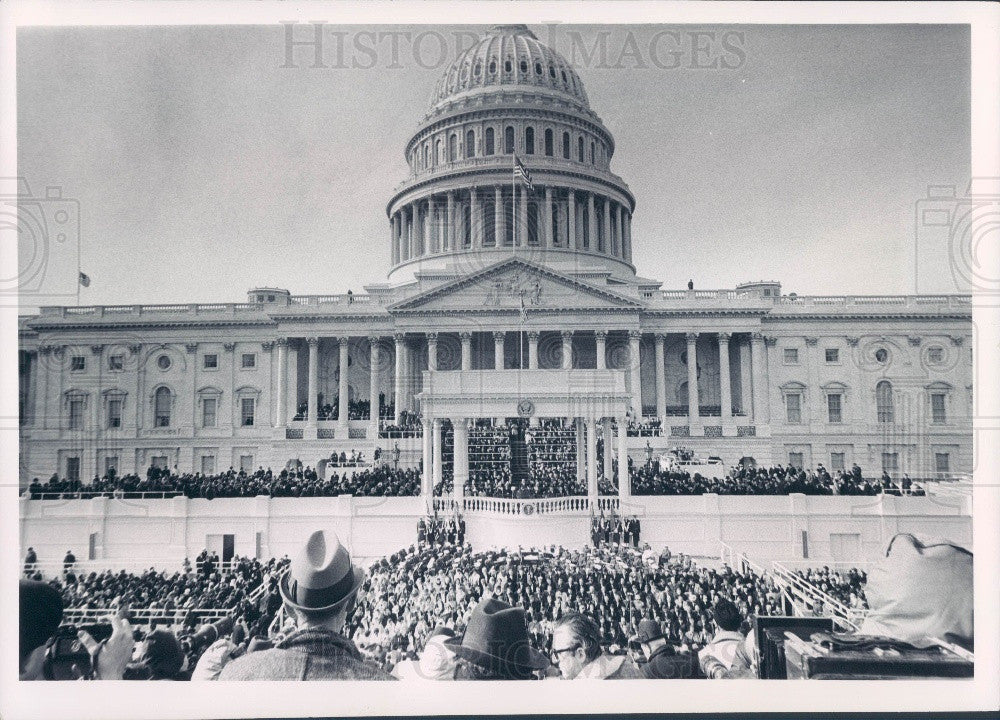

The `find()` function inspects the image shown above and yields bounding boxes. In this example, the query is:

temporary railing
[771,561,868,630]
[27,491,186,500]
[61,607,231,625]
[717,543,768,576]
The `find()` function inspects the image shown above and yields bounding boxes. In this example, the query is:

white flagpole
[512,154,516,254]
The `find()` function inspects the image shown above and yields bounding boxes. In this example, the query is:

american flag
[513,155,533,191]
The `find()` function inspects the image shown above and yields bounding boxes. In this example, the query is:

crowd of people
[417,516,467,546]
[293,398,373,422]
[463,466,588,499]
[591,514,642,547]
[793,566,869,611]
[379,411,423,437]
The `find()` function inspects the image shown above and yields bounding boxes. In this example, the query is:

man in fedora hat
[218,530,393,680]
[550,612,642,680]
[630,618,702,680]
[445,598,549,680]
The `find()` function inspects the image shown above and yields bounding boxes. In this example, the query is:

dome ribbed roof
[430,25,589,113]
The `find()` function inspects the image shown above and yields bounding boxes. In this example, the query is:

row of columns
[390,186,633,265]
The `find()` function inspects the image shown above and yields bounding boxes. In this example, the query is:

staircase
[509,436,530,482]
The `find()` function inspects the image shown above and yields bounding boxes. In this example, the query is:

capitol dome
[429,25,590,114]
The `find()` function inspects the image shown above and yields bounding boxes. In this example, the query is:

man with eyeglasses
[550,612,642,680]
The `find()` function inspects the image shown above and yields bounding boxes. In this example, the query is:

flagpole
[511,153,516,255]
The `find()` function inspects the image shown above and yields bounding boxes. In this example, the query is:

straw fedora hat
[444,597,548,675]
[279,530,365,614]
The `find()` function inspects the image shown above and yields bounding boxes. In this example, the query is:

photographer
[19,580,63,680]
[124,628,190,681]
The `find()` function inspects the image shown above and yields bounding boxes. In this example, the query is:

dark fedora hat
[445,597,548,675]
[629,618,667,646]
[279,530,365,614]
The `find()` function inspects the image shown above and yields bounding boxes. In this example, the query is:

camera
[0,177,81,304]
[178,616,235,656]
[42,623,112,681]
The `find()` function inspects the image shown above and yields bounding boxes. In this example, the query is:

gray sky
[17,23,970,306]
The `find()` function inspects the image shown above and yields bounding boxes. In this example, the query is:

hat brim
[279,564,365,614]
[443,635,549,672]
[629,631,667,647]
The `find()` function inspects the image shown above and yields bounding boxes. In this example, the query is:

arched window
[876,380,894,423]
[525,127,535,155]
[435,138,442,165]
[465,129,475,158]
[422,144,429,169]
[544,128,553,156]
[562,131,570,159]
[448,134,457,162]
[578,136,584,162]
[154,386,172,427]
[504,126,515,154]
[485,128,495,156]
[590,141,596,164]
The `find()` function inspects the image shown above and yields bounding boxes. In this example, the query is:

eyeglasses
[550,644,580,662]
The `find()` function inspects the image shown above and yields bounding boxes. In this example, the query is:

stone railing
[39,303,265,318]
[462,495,592,515]
[642,291,971,311]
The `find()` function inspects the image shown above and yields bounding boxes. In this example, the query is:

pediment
[388,258,642,314]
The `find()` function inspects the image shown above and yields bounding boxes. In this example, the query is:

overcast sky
[17,23,970,307]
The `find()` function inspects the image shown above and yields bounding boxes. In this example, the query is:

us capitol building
[18,25,972,495]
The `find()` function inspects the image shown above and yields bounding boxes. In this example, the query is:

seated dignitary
[631,618,702,680]
[217,530,394,680]
[445,597,550,680]
[550,612,643,680]
[698,599,754,679]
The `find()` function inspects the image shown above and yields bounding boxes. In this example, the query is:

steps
[509,437,530,482]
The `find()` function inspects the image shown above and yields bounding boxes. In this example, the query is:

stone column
[617,415,630,499]
[421,418,432,497]
[628,331,642,406]
[413,201,423,257]
[751,333,770,424]
[587,192,596,249]
[306,337,319,427]
[337,336,350,430]
[561,330,573,369]
[544,186,553,247]
[567,190,577,249]
[470,187,480,248]
[402,206,412,261]
[460,332,472,371]
[575,418,585,480]
[586,416,598,498]
[494,186,504,246]
[527,332,539,369]
[447,191,456,251]
[616,203,625,258]
[453,418,468,502]
[426,332,438,372]
[427,195,437,253]
[718,332,733,425]
[493,331,505,370]
[368,337,380,431]
[654,333,666,422]
[392,213,400,265]
[518,185,528,246]
[275,338,287,427]
[603,196,612,254]
[624,210,632,263]
[686,332,700,427]
[393,333,404,423]
[432,418,444,490]
[595,330,607,370]
[602,419,613,481]
[738,335,752,417]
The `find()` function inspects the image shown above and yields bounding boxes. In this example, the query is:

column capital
[276,337,288,347]
[336,335,351,345]
[128,344,141,356]
[527,331,540,340]
[628,330,642,341]
[368,335,380,346]
[595,330,609,340]
[949,335,964,346]
[685,332,699,343]
[306,337,319,347]
[393,332,406,344]
[653,332,666,342]
[185,343,198,354]
[223,342,236,352]
[459,332,473,342]
[751,332,765,343]
[261,341,274,351]
[907,336,922,347]
[846,336,860,347]
[764,336,778,347]
[492,331,506,341]
[89,344,104,354]
[561,330,574,339]
[718,332,732,343]
[426,332,439,343]
[804,336,818,346]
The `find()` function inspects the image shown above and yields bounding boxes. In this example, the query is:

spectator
[550,612,642,680]
[19,580,64,680]
[392,627,459,680]
[23,547,37,576]
[446,598,549,680]
[698,599,753,679]
[63,550,76,574]
[218,530,393,680]
[631,619,701,679]
[125,628,190,680]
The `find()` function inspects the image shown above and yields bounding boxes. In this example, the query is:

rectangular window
[201,455,216,474]
[203,354,218,370]
[240,454,253,472]
[931,393,947,424]
[241,353,256,369]
[104,456,118,475]
[108,354,124,371]
[783,348,799,364]
[202,398,217,428]
[830,452,845,471]
[241,398,255,426]
[151,455,168,469]
[934,452,950,473]
[824,348,839,363]
[68,399,84,429]
[107,399,122,428]
[70,355,86,372]
[827,393,843,424]
[66,456,80,482]
[788,452,803,468]
[881,452,899,472]
[785,393,802,424]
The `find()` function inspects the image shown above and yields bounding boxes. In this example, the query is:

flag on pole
[513,155,533,191]
[519,292,528,322]
[78,272,91,287]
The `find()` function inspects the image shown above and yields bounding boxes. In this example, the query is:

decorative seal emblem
[523,503,535,516]
[517,399,534,417]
